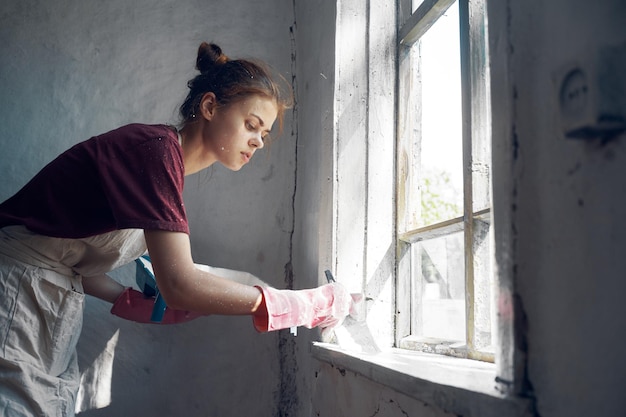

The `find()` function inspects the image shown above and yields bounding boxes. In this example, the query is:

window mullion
[458,0,476,354]
[395,39,416,345]
[399,0,456,45]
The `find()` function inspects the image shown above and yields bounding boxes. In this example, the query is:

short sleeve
[95,124,189,234]
[0,124,189,238]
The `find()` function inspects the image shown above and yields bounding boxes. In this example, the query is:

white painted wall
[0,1,296,416]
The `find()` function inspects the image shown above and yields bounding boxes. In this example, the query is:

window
[313,1,529,412]
[396,0,494,361]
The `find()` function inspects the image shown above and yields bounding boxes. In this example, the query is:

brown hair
[180,42,292,140]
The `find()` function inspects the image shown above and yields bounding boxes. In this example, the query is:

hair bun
[196,42,229,74]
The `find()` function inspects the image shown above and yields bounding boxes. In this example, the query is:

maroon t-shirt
[0,124,189,238]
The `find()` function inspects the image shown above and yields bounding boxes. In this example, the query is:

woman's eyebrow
[250,113,271,133]
[250,113,265,126]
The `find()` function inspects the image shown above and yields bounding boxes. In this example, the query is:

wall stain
[277,326,298,417]
[512,123,519,161]
[261,164,275,182]
[368,399,410,417]
[567,162,581,176]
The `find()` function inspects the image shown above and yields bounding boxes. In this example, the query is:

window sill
[311,342,533,417]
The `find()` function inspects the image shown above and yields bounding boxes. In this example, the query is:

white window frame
[395,0,494,362]
[312,0,530,414]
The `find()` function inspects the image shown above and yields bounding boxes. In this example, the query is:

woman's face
[203,94,278,171]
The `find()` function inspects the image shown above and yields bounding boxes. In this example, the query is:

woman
[0,42,353,416]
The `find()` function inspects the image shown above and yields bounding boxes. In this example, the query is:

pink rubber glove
[111,288,203,325]
[252,283,355,332]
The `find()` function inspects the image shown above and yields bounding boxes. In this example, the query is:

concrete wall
[499,0,626,416]
[290,1,339,416]
[0,1,296,416]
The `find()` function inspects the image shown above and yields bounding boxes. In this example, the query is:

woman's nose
[250,133,264,149]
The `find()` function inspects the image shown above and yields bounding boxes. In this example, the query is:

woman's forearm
[164,270,264,315]
[83,274,127,304]
[144,229,263,315]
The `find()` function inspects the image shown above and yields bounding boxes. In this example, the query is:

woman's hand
[252,283,355,332]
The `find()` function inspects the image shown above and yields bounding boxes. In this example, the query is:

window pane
[412,230,465,341]
[415,4,462,227]
[411,0,426,12]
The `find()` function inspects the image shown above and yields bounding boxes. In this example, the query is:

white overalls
[0,226,146,417]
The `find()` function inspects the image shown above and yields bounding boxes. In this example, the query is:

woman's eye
[246,122,256,131]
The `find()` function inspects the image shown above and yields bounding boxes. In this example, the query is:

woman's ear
[199,92,217,120]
